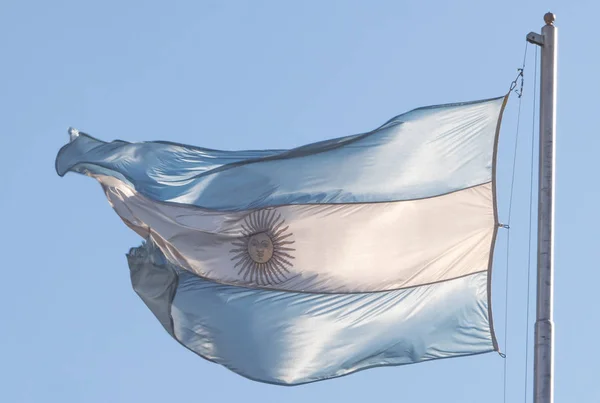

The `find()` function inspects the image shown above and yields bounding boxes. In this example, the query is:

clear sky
[1,1,597,402]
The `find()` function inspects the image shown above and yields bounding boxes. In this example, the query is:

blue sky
[1,1,597,402]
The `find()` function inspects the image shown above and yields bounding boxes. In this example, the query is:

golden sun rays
[230,209,295,285]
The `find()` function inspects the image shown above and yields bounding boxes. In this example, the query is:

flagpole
[527,12,557,403]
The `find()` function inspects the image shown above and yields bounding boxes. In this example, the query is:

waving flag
[56,95,507,385]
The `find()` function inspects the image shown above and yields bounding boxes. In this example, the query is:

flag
[56,95,507,385]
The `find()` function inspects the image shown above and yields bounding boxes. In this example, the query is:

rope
[502,41,529,403]
[523,45,539,403]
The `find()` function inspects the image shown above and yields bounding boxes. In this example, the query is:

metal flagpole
[526,12,557,403]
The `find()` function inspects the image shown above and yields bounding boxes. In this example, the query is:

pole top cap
[544,12,556,25]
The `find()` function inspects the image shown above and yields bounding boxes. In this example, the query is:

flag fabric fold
[56,95,507,385]
[128,240,494,385]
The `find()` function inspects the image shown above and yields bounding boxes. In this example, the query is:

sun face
[230,209,295,285]
[248,233,274,263]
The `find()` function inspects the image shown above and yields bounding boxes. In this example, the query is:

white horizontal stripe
[99,175,494,293]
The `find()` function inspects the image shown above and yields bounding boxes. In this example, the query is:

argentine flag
[56,95,507,385]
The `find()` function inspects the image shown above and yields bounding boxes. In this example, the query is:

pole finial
[544,12,555,25]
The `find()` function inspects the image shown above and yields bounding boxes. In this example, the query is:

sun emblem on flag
[230,209,295,285]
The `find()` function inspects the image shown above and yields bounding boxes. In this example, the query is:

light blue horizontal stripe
[128,242,495,385]
[57,96,505,211]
